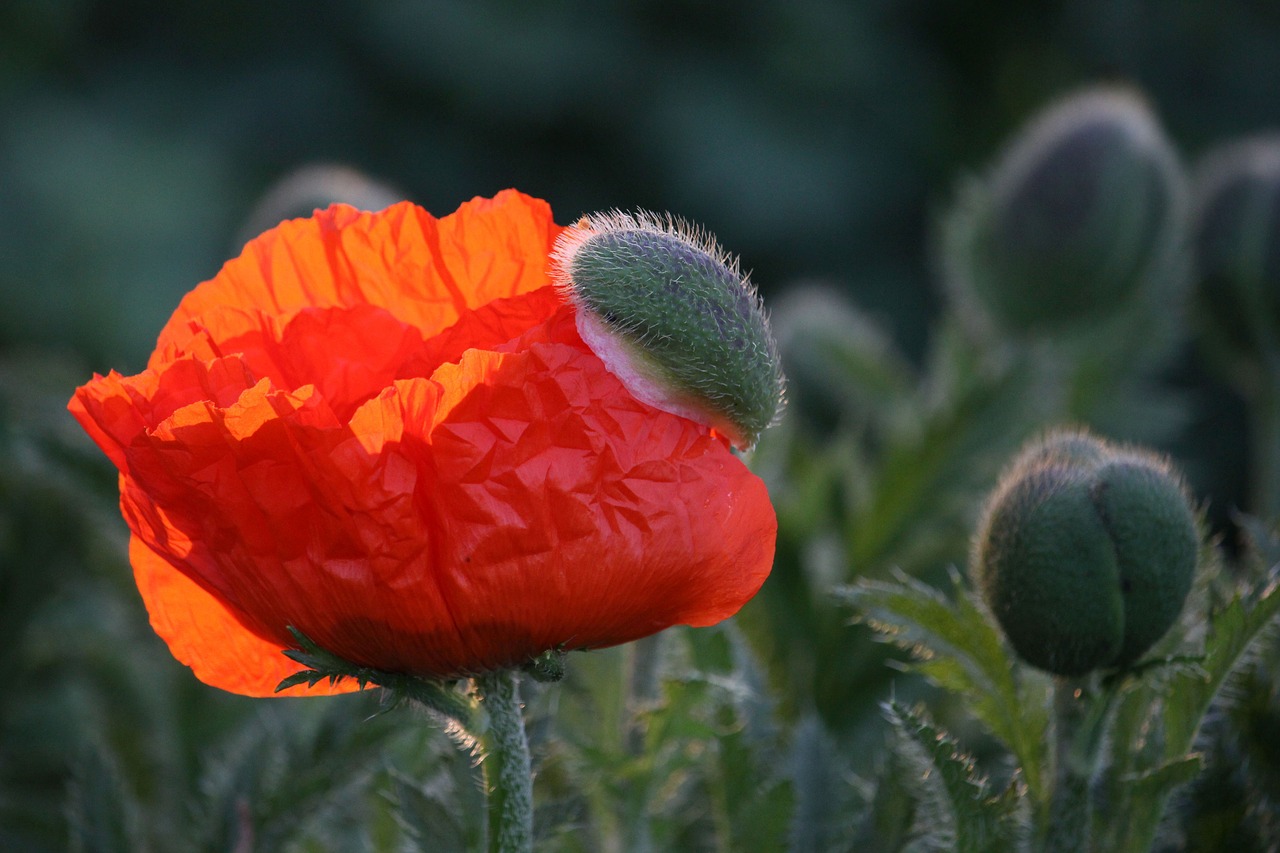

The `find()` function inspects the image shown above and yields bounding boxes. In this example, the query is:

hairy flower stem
[1043,677,1110,853]
[476,670,533,853]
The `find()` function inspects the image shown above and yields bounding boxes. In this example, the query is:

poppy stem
[476,669,533,853]
[1041,675,1114,853]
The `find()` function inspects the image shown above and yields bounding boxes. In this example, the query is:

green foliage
[745,317,1051,737]
[839,572,1050,810]
[528,626,795,852]
[1159,563,1280,759]
[788,714,857,853]
[66,745,144,853]
[1164,641,1280,851]
[843,529,1280,852]
[54,686,485,853]
[389,767,475,853]
[8,13,1280,849]
[884,701,1022,852]
[1093,537,1280,852]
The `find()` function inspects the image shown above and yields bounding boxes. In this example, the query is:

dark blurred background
[5,0,1279,374]
[5,5,1280,849]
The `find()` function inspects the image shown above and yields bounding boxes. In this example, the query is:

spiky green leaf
[1160,568,1280,759]
[839,571,1049,805]
[1124,754,1205,800]
[276,627,480,731]
[1096,558,1280,853]
[390,769,469,853]
[885,701,1020,853]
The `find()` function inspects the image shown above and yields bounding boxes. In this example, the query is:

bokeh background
[6,0,1276,508]
[4,1,1275,365]
[4,2,1280,850]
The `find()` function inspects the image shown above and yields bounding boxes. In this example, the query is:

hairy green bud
[1191,136,1280,386]
[944,86,1185,335]
[972,429,1198,676]
[552,211,784,449]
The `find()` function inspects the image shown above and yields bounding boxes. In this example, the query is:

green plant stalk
[1042,677,1111,853]
[476,670,533,853]
[624,636,661,853]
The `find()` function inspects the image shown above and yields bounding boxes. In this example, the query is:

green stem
[476,670,533,853]
[622,635,663,853]
[1043,677,1112,853]
[625,634,662,756]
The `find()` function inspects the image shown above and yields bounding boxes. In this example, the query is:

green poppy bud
[552,211,785,449]
[770,285,912,434]
[944,87,1186,335]
[1191,136,1280,385]
[972,429,1198,676]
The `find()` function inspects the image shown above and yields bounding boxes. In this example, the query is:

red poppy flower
[68,190,776,697]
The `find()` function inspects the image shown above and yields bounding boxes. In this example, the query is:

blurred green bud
[1191,137,1280,385]
[552,211,785,449]
[972,429,1198,676]
[237,163,404,247]
[769,285,912,434]
[945,87,1186,335]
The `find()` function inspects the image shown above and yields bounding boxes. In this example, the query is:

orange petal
[412,306,776,666]
[151,190,562,370]
[120,373,483,679]
[130,535,357,697]
[69,356,260,474]
[70,193,777,694]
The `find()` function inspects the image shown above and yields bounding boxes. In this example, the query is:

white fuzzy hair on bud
[550,209,784,450]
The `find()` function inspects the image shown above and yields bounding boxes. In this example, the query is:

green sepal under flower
[520,647,567,683]
[276,627,480,727]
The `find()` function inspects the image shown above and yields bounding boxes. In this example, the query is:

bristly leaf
[389,768,470,853]
[1123,754,1205,801]
[190,693,453,853]
[885,701,1021,853]
[845,333,1052,578]
[1095,554,1280,853]
[1159,565,1280,760]
[848,746,920,853]
[837,570,1050,807]
[276,627,480,731]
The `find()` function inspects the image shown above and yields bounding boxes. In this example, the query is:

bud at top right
[1191,136,1280,384]
[945,86,1186,337]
